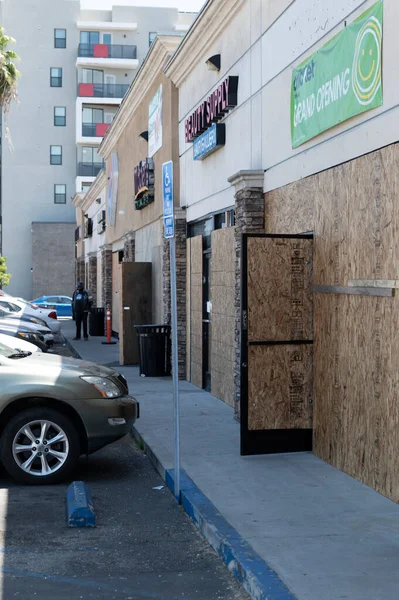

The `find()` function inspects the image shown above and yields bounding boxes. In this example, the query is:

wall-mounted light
[84,213,88,218]
[139,130,149,141]
[96,198,101,204]
[205,54,221,71]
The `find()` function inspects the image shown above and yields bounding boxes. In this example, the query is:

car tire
[1,408,81,485]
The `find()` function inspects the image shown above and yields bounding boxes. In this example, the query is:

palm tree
[0,26,19,113]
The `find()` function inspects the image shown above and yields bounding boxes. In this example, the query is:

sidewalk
[64,320,399,600]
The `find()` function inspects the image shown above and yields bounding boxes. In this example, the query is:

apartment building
[0,0,195,300]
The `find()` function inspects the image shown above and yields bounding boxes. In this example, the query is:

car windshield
[0,341,30,359]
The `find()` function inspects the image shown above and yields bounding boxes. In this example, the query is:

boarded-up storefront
[265,143,399,502]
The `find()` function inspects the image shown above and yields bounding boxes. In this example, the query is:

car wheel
[1,408,80,485]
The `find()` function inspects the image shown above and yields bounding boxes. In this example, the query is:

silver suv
[0,341,139,484]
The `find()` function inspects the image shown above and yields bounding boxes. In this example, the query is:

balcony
[77,44,139,69]
[78,43,136,59]
[77,162,104,177]
[78,83,129,98]
[82,123,110,137]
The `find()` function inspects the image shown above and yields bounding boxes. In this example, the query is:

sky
[81,0,204,11]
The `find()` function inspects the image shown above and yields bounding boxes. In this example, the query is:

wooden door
[240,234,314,455]
[119,262,152,365]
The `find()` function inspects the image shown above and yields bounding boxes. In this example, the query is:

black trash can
[135,324,171,377]
[89,307,105,337]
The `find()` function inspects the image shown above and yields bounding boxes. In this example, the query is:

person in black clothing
[72,282,93,341]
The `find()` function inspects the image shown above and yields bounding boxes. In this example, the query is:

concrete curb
[66,481,96,527]
[63,335,82,359]
[132,427,297,600]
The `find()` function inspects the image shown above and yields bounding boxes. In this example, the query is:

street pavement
[65,320,399,600]
[0,436,249,600]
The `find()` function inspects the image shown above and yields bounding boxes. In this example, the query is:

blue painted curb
[66,481,96,528]
[165,468,297,600]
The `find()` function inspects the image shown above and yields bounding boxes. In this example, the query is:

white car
[0,311,54,344]
[0,333,42,353]
[0,296,61,334]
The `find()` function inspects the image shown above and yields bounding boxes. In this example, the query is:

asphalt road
[0,436,249,600]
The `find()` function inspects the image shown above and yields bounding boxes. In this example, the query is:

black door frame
[240,233,314,456]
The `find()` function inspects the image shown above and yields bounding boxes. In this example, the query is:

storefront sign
[193,123,225,160]
[291,1,383,149]
[134,157,154,210]
[185,76,238,143]
[148,85,163,157]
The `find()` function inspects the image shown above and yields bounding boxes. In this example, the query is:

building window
[81,68,103,84]
[82,107,104,124]
[50,67,62,87]
[54,184,66,204]
[149,32,157,47]
[102,33,112,45]
[54,106,66,126]
[54,29,66,48]
[80,31,99,45]
[50,145,62,165]
[81,183,92,193]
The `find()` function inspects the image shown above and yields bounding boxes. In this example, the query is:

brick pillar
[123,232,135,262]
[75,258,85,285]
[88,253,97,307]
[162,211,187,379]
[100,244,112,308]
[228,170,265,420]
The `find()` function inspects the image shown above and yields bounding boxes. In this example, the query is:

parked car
[0,296,61,334]
[0,308,54,345]
[31,295,73,318]
[0,323,48,352]
[0,333,42,353]
[0,345,139,484]
[0,305,50,330]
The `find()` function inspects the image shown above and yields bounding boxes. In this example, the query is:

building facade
[0,0,195,300]
[74,35,186,372]
[73,0,399,502]
[164,0,399,502]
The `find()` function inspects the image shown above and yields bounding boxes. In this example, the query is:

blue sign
[193,123,225,161]
[162,161,173,219]
[164,216,174,239]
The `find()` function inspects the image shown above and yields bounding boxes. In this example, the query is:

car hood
[11,352,118,377]
[0,318,50,333]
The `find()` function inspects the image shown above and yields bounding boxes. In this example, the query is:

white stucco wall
[177,0,395,222]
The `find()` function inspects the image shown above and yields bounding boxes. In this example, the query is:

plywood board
[247,236,313,342]
[210,228,235,407]
[189,235,203,389]
[119,262,152,365]
[310,143,399,502]
[265,175,314,235]
[248,344,312,430]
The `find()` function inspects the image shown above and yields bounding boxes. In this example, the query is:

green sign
[291,1,383,148]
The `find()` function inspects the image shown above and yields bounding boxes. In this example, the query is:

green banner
[291,1,383,148]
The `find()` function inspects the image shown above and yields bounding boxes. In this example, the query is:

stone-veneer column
[228,170,265,420]
[123,232,135,262]
[88,252,97,307]
[75,258,85,286]
[162,211,187,379]
[100,244,112,308]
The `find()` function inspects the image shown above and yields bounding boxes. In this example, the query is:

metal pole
[170,235,180,501]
